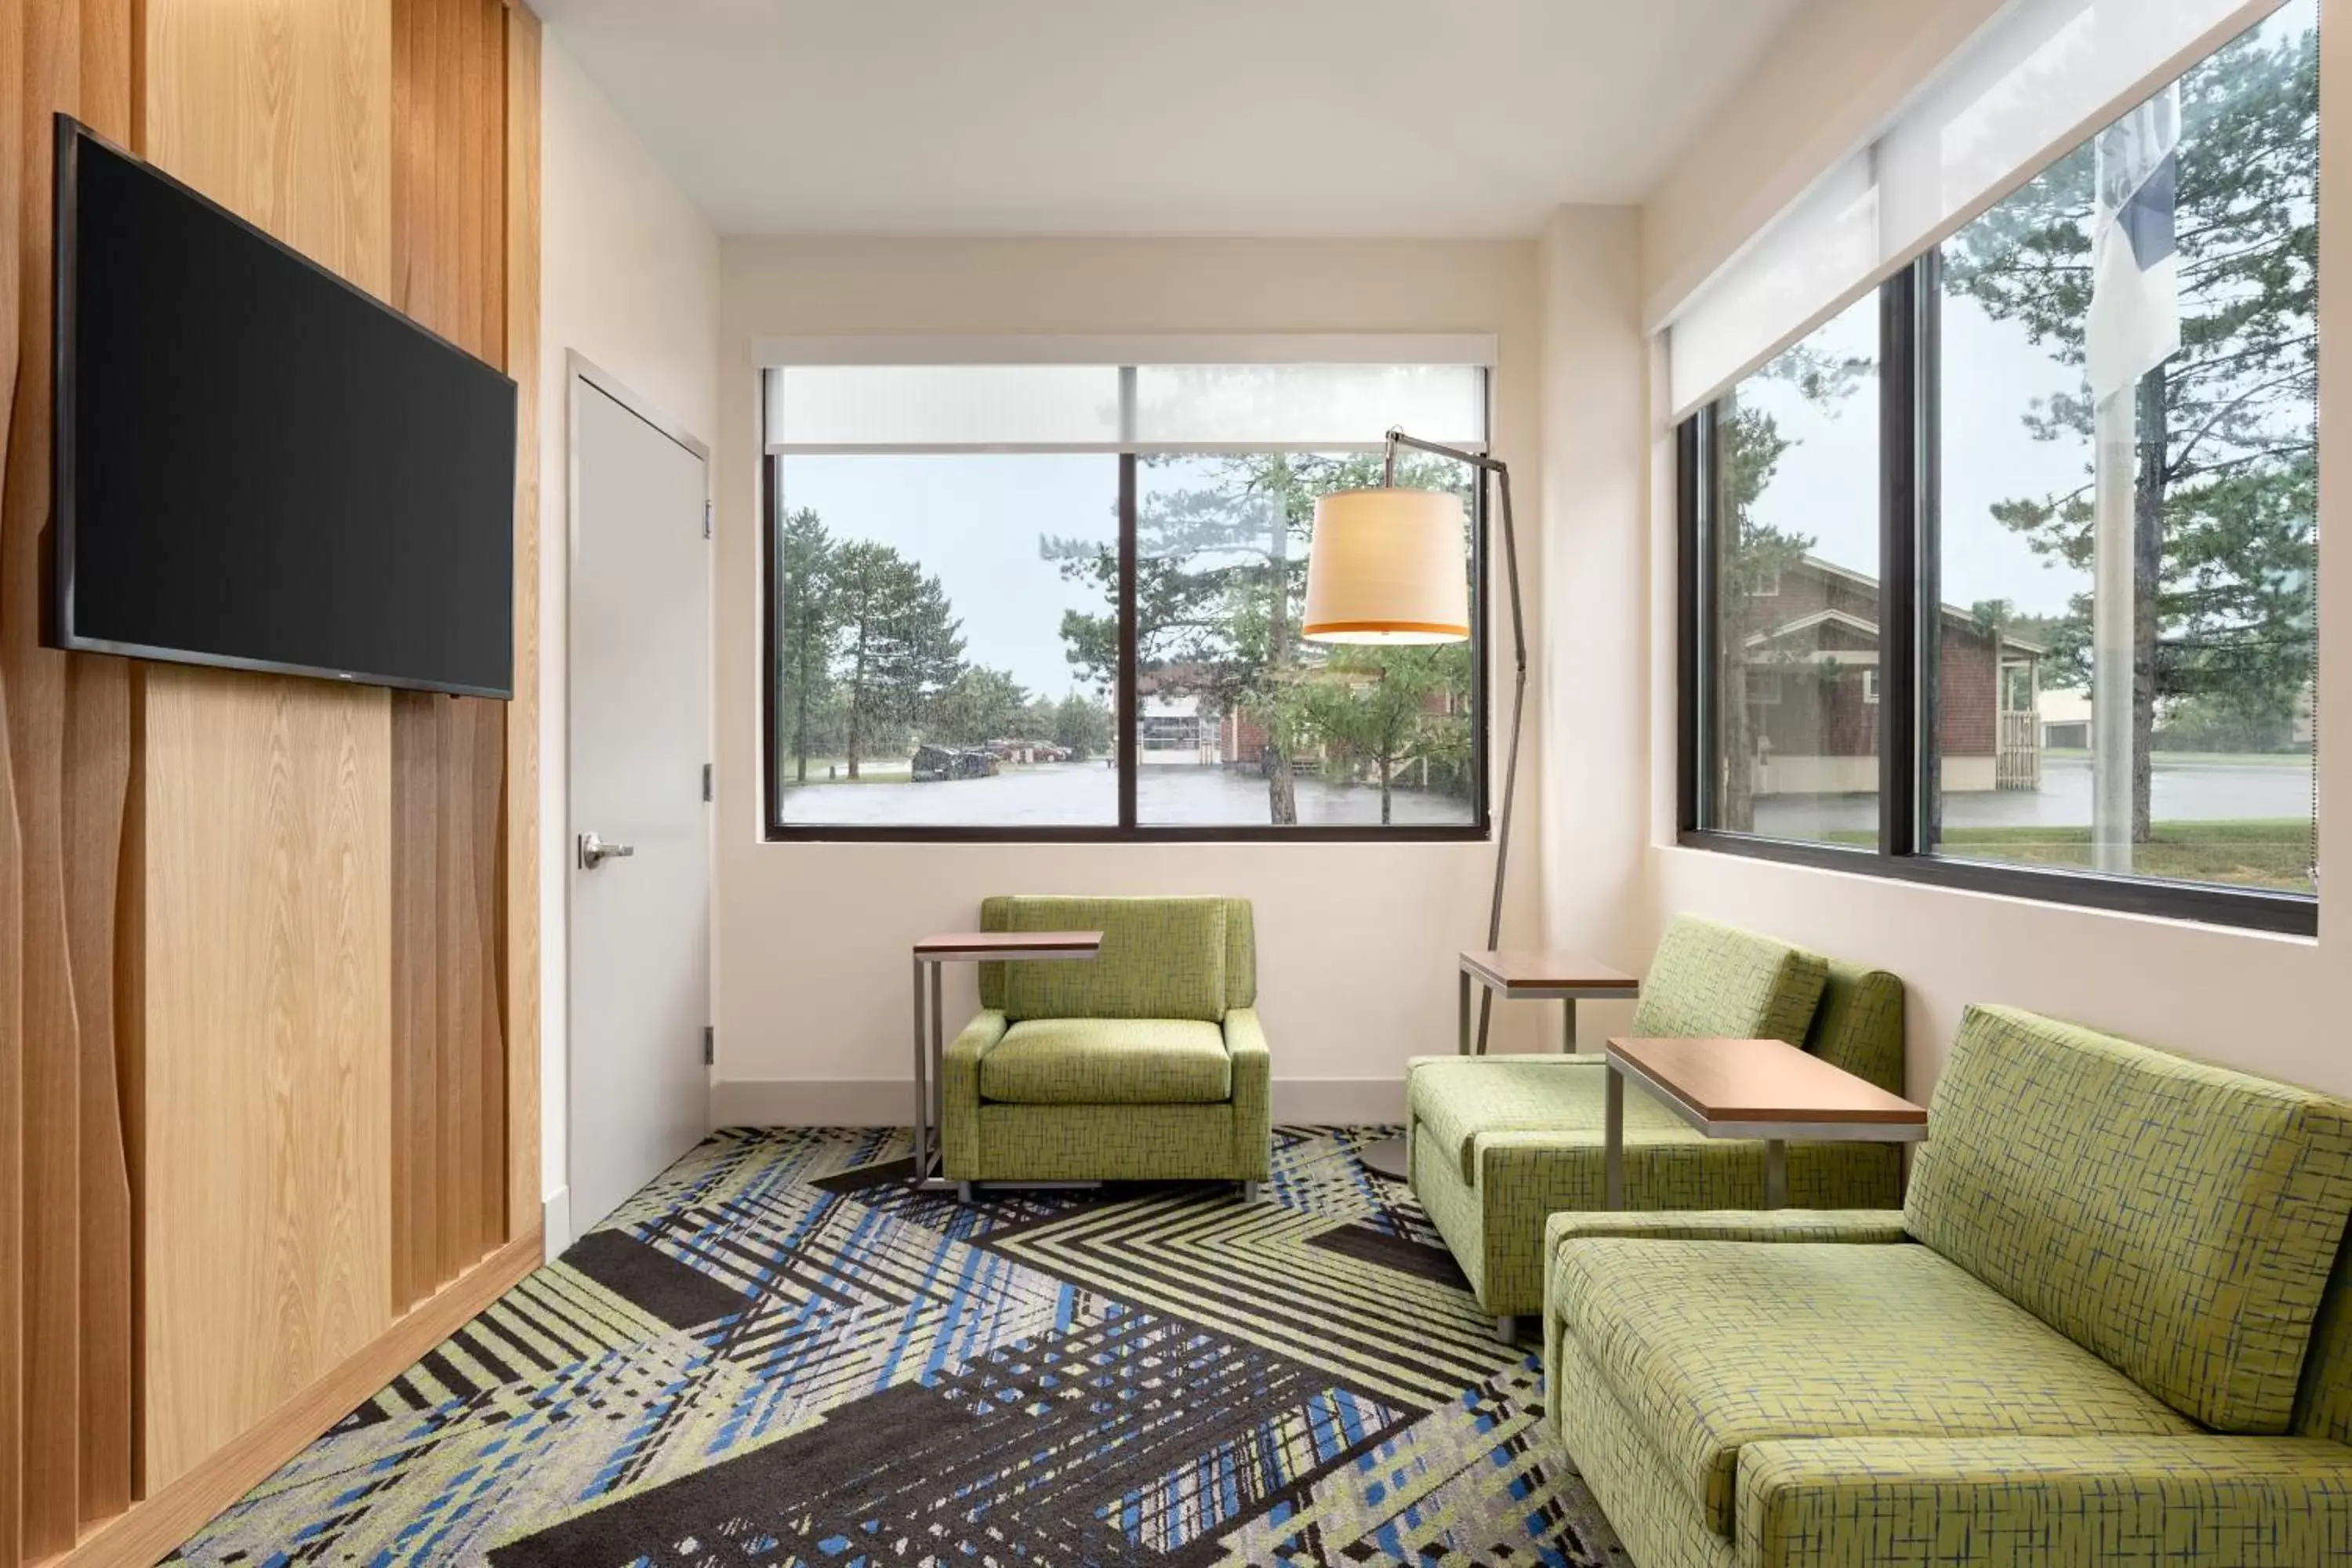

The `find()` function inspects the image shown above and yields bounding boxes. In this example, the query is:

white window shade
[765,365,1122,448]
[1134,364,1486,448]
[766,350,1491,452]
[1665,0,2288,421]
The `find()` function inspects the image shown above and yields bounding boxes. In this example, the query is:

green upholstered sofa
[1544,1004,2352,1568]
[941,895,1271,1193]
[1406,916,1906,1333]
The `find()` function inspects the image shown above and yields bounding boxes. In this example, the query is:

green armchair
[941,895,1271,1194]
[1543,1004,2352,1567]
[1405,916,1907,1334]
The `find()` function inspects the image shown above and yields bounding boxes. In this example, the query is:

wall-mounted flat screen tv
[49,115,516,699]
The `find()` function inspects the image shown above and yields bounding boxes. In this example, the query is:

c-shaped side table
[909,931,1102,1194]
[1359,949,1641,1184]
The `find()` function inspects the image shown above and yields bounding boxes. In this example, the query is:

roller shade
[1666,0,2288,420]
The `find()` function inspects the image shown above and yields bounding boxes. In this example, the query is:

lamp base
[1357,1134,1411,1183]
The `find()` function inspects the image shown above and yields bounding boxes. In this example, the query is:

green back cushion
[1629,916,1827,1046]
[1906,1004,2352,1432]
[1805,960,1905,1093]
[2293,1229,2352,1441]
[978,896,1229,1022]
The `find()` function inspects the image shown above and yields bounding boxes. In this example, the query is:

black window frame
[760,375,1496,844]
[1677,254,2318,938]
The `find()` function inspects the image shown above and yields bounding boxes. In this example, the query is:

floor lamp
[1302,428,1524,1183]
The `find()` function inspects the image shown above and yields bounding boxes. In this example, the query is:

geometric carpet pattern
[166,1127,1630,1566]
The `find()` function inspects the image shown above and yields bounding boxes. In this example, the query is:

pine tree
[775,509,837,784]
[1941,16,2318,840]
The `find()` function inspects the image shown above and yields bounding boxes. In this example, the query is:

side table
[1359,949,1640,1183]
[910,931,1102,1194]
[1602,1036,1927,1209]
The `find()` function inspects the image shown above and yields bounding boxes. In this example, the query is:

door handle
[578,831,636,869]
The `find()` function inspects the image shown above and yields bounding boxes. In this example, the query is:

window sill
[765,823,1494,844]
[1672,829,2316,938]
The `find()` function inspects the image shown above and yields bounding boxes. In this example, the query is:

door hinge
[703,499,713,539]
[702,1025,715,1065]
[702,761,713,801]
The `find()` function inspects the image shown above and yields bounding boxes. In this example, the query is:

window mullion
[1117,451,1138,829]
[1878,268,1921,860]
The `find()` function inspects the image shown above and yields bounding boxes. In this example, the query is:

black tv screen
[51,116,516,699]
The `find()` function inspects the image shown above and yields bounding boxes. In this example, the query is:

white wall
[539,31,721,1211]
[711,238,1561,1123]
[1534,207,1651,1047]
[1632,0,2352,1102]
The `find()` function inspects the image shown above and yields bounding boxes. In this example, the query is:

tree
[829,540,966,776]
[1943,17,2318,841]
[1299,644,1472,824]
[1052,690,1113,760]
[775,509,837,784]
[927,666,1029,746]
[1044,450,1469,825]
[1714,401,1822,832]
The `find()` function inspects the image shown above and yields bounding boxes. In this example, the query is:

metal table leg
[1604,1065,1625,1209]
[1563,997,1577,1054]
[911,954,928,1183]
[1764,1139,1788,1209]
[1458,968,1472,1056]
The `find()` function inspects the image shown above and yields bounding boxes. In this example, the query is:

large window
[765,358,1490,839]
[1682,4,2318,933]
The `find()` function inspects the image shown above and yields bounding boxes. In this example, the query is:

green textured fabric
[939,1010,1007,1179]
[1546,1323,1737,1568]
[1544,1207,1911,1254]
[2293,1230,2352,1443]
[1552,1239,2198,1540]
[1551,1308,2352,1568]
[940,1006,1271,1182]
[1805,960,1905,1094]
[978,1017,1230,1105]
[1405,1083,1901,1316]
[965,1103,1240,1181]
[983,896,1228,1022]
[1629,916,1828,1046]
[977,895,1255,1014]
[1906,1004,2352,1434]
[1738,1436,2352,1567]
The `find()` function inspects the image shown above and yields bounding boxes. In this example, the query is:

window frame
[1676,255,2318,938]
[760,365,1496,844]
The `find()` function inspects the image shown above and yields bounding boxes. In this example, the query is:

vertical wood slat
[10,3,85,1556]
[72,0,139,1531]
[503,0,543,1247]
[137,0,397,1497]
[387,0,512,1312]
[2,0,142,1551]
[0,0,27,1549]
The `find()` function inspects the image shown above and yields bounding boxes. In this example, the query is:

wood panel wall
[387,0,515,1315]
[0,0,541,1562]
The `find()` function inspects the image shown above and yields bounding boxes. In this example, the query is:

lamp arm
[1381,427,1525,1057]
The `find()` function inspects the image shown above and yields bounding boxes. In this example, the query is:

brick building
[1739,556,2042,796]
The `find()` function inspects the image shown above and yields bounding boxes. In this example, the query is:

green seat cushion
[1551,1237,2198,1540]
[1409,1057,1703,1182]
[989,897,1229,1023]
[978,1018,1231,1105]
[1631,916,1827,1044]
[1906,1004,2352,1433]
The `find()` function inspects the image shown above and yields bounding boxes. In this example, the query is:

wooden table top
[913,931,1103,960]
[1461,949,1640,992]
[1606,1036,1928,1127]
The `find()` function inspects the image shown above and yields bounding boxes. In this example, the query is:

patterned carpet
[169,1127,1629,1567]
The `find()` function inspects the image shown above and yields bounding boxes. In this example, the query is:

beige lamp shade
[1301,487,1471,644]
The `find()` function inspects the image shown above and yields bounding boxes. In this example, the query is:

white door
[568,362,710,1234]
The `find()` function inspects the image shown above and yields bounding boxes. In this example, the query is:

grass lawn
[1827,818,2315,892]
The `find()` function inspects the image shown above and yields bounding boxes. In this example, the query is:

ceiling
[531,0,1801,238]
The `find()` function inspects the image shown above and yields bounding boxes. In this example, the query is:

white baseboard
[709,1077,1404,1129]
[542,1186,572,1262]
